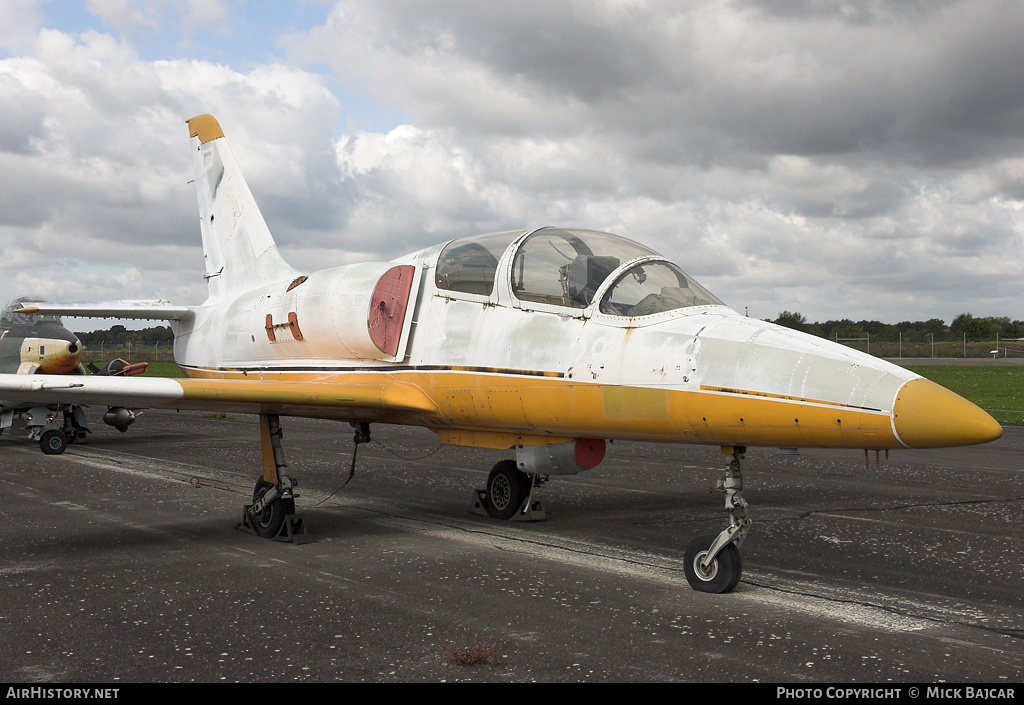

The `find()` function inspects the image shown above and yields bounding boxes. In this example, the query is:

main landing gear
[683,446,750,594]
[472,438,605,521]
[239,414,310,543]
[474,460,546,521]
[23,405,90,455]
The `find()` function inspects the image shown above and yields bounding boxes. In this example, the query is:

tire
[683,533,742,593]
[40,429,68,455]
[251,479,287,538]
[485,460,531,520]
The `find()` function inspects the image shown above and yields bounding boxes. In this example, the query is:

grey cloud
[319,1,1024,172]
[4,2,1024,325]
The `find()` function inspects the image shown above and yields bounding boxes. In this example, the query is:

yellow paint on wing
[175,377,436,414]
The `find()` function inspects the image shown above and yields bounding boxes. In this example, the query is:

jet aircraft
[1,297,84,375]
[0,115,1003,593]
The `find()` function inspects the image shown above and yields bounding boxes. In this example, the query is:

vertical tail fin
[186,115,300,300]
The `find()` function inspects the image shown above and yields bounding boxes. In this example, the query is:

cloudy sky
[2,0,1023,329]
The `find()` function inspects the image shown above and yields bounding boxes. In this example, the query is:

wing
[14,301,191,321]
[0,373,438,423]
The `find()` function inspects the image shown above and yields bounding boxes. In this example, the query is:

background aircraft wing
[14,301,191,321]
[0,374,439,423]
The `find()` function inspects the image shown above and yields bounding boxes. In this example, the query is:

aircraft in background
[1,297,84,375]
[0,115,1002,593]
[1,297,146,453]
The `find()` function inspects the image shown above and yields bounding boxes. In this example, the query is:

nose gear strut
[683,446,749,593]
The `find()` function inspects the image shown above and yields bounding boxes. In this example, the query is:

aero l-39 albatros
[0,115,1002,593]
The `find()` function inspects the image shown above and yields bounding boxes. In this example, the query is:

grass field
[138,361,185,378]
[904,365,1024,426]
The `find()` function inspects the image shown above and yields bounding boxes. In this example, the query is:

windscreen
[599,261,723,316]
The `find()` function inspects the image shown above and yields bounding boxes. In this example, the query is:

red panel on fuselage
[369,265,415,357]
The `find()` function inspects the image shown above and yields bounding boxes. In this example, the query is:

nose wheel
[683,447,750,593]
[684,533,742,593]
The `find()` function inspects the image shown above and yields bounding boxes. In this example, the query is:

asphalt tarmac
[1,409,1022,683]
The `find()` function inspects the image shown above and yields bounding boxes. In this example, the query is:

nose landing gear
[683,446,750,593]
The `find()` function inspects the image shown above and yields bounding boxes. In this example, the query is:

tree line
[771,312,1024,358]
[771,312,1024,342]
[74,324,174,348]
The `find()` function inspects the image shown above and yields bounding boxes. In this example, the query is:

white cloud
[3,0,1024,328]
[286,0,1024,322]
[0,19,341,312]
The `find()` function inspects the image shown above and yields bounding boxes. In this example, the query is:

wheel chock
[471,489,489,517]
[513,496,545,522]
[238,504,315,544]
[470,490,546,521]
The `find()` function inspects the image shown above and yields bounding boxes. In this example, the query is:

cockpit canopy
[434,227,722,317]
[1,297,60,325]
[435,230,519,297]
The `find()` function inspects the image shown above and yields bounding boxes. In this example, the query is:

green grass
[904,365,1024,425]
[138,361,185,378]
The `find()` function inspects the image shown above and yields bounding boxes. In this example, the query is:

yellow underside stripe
[178,366,900,450]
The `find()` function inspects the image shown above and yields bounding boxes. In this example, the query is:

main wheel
[485,460,531,520]
[40,429,68,455]
[251,479,287,538]
[683,533,742,593]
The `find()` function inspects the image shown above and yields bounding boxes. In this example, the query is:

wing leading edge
[14,301,191,321]
[0,374,438,422]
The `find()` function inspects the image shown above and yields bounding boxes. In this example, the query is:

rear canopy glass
[435,230,523,296]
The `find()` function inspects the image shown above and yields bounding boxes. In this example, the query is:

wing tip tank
[186,114,225,144]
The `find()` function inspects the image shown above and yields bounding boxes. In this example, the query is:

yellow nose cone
[893,378,1003,448]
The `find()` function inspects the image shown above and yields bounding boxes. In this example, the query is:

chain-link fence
[833,334,1024,359]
